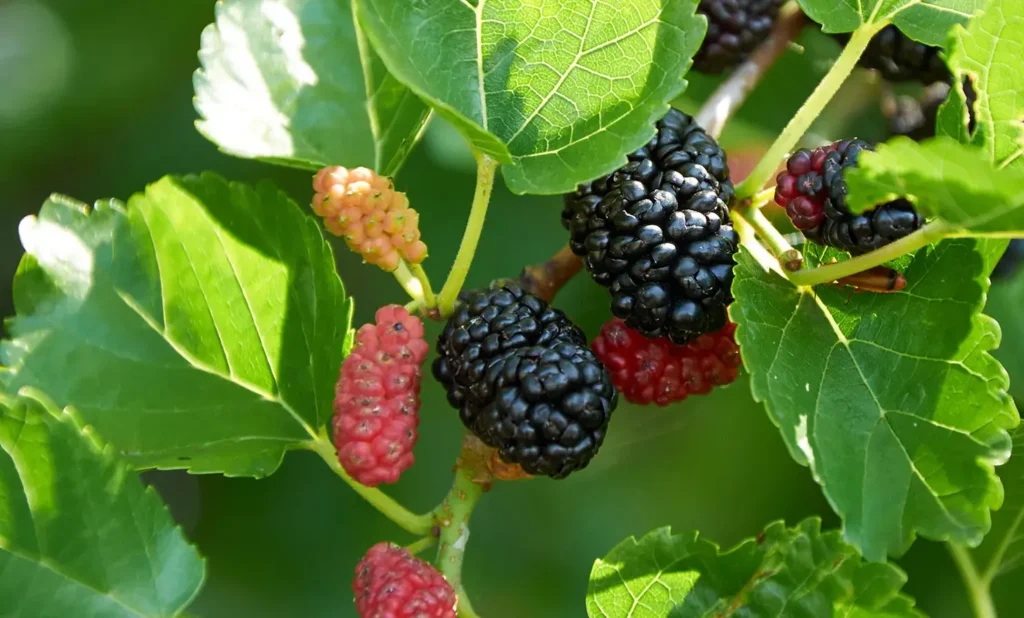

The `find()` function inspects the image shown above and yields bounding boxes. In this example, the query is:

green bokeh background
[1,2,1019,616]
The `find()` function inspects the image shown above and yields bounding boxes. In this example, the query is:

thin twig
[519,245,583,303]
[695,2,809,139]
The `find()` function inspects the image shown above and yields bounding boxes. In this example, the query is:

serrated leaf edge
[0,386,207,617]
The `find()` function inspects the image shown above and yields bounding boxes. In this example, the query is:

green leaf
[936,0,1024,171]
[356,0,706,195]
[797,0,982,45]
[195,0,429,175]
[0,390,205,617]
[844,137,1024,234]
[969,424,1024,582]
[586,518,922,618]
[1,174,352,477]
[730,241,1019,561]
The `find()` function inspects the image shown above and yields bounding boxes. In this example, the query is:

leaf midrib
[1,544,158,618]
[806,289,981,533]
[127,197,318,442]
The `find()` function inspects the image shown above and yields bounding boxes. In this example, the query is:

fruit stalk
[695,1,808,139]
[411,263,437,308]
[433,435,490,618]
[519,244,583,303]
[439,153,499,317]
[307,437,434,535]
[734,213,785,275]
[736,20,887,199]
[394,260,427,306]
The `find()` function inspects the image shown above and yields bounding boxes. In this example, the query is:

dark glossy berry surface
[775,139,923,254]
[472,342,617,478]
[836,25,949,84]
[694,0,786,74]
[433,283,616,478]
[562,110,737,345]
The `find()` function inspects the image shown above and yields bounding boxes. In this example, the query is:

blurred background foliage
[1,2,1018,617]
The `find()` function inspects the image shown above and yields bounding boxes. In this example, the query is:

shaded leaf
[356,0,706,194]
[1,174,352,477]
[798,0,983,45]
[586,518,922,618]
[195,0,429,174]
[730,241,1018,560]
[0,390,205,617]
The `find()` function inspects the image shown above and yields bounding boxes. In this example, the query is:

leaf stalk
[439,153,499,316]
[948,542,998,618]
[736,20,887,199]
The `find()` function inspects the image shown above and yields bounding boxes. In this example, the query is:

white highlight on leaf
[19,214,93,299]
[796,414,814,466]
[261,2,317,86]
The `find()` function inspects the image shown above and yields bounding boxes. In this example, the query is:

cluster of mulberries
[562,110,738,345]
[592,318,741,406]
[433,284,618,478]
[353,543,456,618]
[333,306,428,487]
[774,139,922,254]
[694,0,787,74]
[312,166,428,272]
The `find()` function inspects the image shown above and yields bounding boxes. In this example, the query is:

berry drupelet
[433,284,617,478]
[592,318,741,406]
[563,109,738,345]
[693,0,787,74]
[835,25,949,84]
[353,543,456,618]
[333,306,428,487]
[774,139,922,254]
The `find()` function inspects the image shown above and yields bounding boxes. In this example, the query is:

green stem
[949,543,998,618]
[434,442,488,617]
[734,211,784,276]
[393,261,426,305]
[405,535,438,556]
[749,207,797,260]
[788,221,953,287]
[411,263,437,308]
[438,153,499,317]
[736,21,887,199]
[306,438,434,535]
[750,186,776,209]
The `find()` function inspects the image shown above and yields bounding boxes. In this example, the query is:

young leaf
[355,0,706,195]
[730,240,1019,561]
[844,137,1024,235]
[586,518,922,618]
[1,174,352,477]
[798,0,983,45]
[0,390,205,616]
[936,0,1024,171]
[195,0,429,175]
